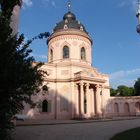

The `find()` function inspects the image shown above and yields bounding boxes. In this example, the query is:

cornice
[104,86,111,89]
[41,61,108,78]
[47,29,92,45]
[42,61,92,69]
[111,96,140,100]
[35,61,108,79]
[44,77,106,84]
[74,76,106,83]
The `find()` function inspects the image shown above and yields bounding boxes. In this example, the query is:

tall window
[50,49,53,62]
[63,46,69,59]
[42,100,51,113]
[81,47,86,60]
[42,100,48,112]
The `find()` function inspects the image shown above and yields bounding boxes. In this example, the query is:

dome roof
[63,12,76,20]
[53,12,88,33]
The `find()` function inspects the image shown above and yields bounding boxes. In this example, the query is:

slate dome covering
[53,11,88,33]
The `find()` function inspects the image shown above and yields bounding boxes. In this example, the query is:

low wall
[105,96,140,117]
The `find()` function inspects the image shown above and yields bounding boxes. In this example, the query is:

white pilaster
[80,82,84,117]
[90,88,95,117]
[101,86,104,117]
[75,84,79,117]
[86,83,90,117]
[71,82,75,118]
[96,85,102,117]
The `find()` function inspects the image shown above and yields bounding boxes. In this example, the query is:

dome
[53,11,88,33]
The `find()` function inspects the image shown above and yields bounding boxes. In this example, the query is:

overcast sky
[19,0,140,88]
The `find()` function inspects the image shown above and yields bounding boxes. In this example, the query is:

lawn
[110,127,140,140]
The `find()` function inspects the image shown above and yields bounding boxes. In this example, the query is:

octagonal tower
[47,4,93,66]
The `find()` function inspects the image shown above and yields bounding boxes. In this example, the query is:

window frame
[50,49,53,62]
[81,47,86,61]
[63,45,69,59]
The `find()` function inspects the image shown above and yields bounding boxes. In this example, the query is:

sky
[19,0,140,89]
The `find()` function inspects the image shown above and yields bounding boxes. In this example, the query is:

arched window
[135,102,140,112]
[81,47,86,60]
[42,100,48,112]
[50,49,53,62]
[63,46,69,59]
[124,103,130,113]
[114,103,119,113]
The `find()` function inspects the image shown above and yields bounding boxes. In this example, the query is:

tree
[0,1,49,139]
[110,86,134,97]
[117,85,134,96]
[110,88,117,96]
[134,78,140,96]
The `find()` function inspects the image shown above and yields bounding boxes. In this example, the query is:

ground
[14,119,140,140]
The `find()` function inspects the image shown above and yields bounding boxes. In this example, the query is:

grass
[110,127,140,140]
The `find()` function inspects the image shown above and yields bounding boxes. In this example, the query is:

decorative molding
[48,36,91,47]
[44,76,106,83]
[79,42,88,49]
[45,58,91,66]
[60,41,71,48]
[41,61,108,78]
[104,86,111,89]
[47,29,92,44]
[48,30,92,47]
[110,96,140,100]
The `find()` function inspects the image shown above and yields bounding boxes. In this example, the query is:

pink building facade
[19,3,140,120]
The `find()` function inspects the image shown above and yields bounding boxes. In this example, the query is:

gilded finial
[136,0,140,34]
[68,0,71,12]
[137,0,140,17]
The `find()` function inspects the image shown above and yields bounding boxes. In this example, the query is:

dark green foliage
[117,85,134,96]
[110,88,117,96]
[0,0,49,139]
[111,77,140,97]
[134,78,140,96]
[110,86,134,96]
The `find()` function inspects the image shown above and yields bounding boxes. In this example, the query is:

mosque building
[13,1,140,120]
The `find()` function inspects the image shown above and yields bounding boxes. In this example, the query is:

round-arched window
[50,49,53,62]
[63,46,69,59]
[81,47,86,60]
[42,100,48,112]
